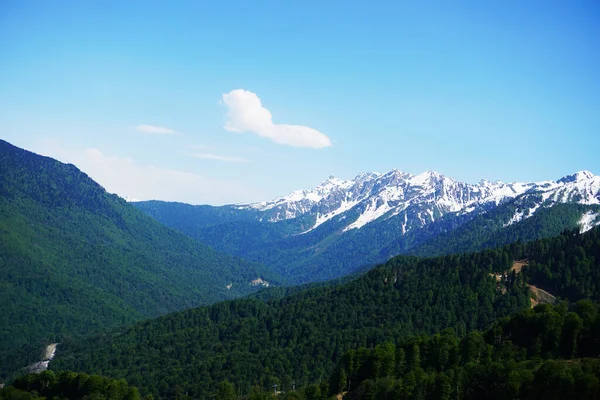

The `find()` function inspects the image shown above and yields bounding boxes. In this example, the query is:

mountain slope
[0,139,280,378]
[53,228,600,398]
[135,170,600,283]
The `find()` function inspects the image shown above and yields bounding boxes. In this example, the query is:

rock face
[240,169,600,234]
[27,343,58,373]
[250,278,270,288]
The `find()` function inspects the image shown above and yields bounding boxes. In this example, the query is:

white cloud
[136,124,179,135]
[221,89,332,148]
[190,153,252,163]
[34,144,262,205]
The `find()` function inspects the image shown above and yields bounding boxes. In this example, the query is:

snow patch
[579,211,600,233]
[503,204,542,228]
[503,210,525,228]
[249,176,353,214]
[344,200,392,231]
[409,171,442,187]
[527,203,541,217]
[301,199,359,234]
[426,208,435,222]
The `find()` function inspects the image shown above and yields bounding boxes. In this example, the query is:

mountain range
[135,169,600,283]
[243,169,600,229]
[2,137,600,399]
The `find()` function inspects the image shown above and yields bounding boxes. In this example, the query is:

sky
[1,1,599,205]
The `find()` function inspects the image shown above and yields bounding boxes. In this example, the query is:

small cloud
[221,89,332,148]
[190,153,252,163]
[136,124,179,135]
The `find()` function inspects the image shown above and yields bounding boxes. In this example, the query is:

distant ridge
[241,168,600,232]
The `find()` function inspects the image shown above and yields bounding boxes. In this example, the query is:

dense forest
[410,201,600,258]
[0,140,281,380]
[53,229,600,396]
[7,300,600,400]
[49,248,529,397]
[50,227,600,398]
[191,302,600,399]
[521,229,600,302]
[328,301,600,400]
[0,371,142,400]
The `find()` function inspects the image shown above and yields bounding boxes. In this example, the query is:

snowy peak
[244,169,599,231]
[247,174,353,220]
[354,172,382,182]
[408,170,446,187]
[317,175,353,191]
[559,170,595,183]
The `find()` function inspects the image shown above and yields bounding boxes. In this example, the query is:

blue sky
[1,1,599,204]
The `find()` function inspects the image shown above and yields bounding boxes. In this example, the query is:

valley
[0,140,282,381]
[135,170,600,284]
[48,227,600,398]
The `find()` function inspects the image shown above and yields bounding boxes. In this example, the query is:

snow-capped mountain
[134,169,600,285]
[240,169,600,234]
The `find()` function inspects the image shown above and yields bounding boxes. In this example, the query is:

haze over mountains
[135,168,600,283]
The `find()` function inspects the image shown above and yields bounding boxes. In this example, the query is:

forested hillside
[50,227,600,398]
[409,202,600,258]
[329,301,600,400]
[0,140,281,379]
[0,371,141,400]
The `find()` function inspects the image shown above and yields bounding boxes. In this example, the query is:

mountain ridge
[236,168,599,233]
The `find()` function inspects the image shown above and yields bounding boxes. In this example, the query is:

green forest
[49,227,600,398]
[0,371,142,400]
[329,301,600,400]
[8,300,600,400]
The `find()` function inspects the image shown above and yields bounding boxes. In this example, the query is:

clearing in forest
[511,259,529,274]
[508,259,557,308]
